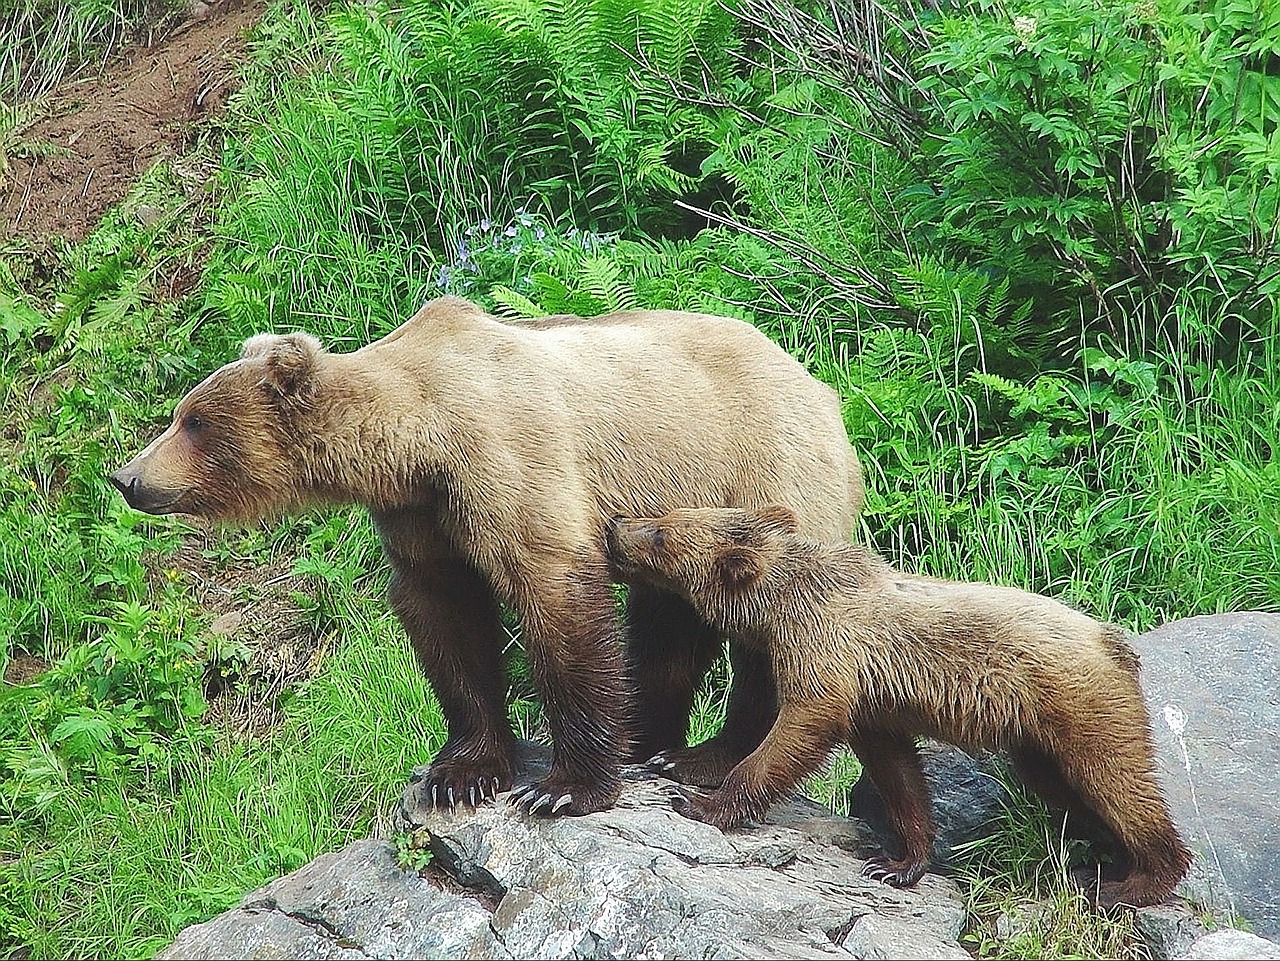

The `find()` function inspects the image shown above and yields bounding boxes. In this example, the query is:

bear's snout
[110,464,181,515]
[109,469,140,505]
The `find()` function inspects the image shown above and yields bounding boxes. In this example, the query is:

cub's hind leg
[1039,721,1191,909]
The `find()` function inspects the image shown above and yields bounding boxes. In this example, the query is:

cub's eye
[183,413,206,434]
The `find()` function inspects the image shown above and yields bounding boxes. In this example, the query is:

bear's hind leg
[651,644,779,788]
[625,584,722,770]
[509,564,630,817]
[851,732,935,887]
[390,560,516,808]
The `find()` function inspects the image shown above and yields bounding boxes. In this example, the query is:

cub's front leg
[671,698,848,829]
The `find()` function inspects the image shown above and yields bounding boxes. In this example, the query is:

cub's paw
[862,855,928,888]
[670,785,746,831]
[1071,865,1144,912]
[645,740,743,788]
[509,771,620,818]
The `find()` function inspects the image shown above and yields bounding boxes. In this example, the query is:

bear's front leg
[389,562,517,809]
[508,567,628,817]
[671,698,848,830]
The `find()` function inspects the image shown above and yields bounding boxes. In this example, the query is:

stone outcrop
[162,745,969,960]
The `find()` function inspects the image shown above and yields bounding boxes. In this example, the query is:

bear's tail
[1101,625,1142,679]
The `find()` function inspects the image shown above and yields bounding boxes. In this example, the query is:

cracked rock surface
[159,747,969,960]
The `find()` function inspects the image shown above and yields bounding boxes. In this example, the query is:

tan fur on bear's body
[112,297,863,816]
[606,506,1191,909]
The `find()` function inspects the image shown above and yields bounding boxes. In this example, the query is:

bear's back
[360,299,862,543]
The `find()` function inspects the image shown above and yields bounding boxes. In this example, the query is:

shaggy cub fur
[606,505,1192,909]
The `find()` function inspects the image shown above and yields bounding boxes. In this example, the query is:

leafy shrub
[205,0,746,340]
[733,0,1280,358]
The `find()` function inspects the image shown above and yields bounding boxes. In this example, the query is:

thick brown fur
[606,505,1192,908]
[111,297,864,816]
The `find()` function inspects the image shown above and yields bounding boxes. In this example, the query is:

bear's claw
[670,785,747,831]
[508,773,618,817]
[410,755,513,813]
[862,855,927,888]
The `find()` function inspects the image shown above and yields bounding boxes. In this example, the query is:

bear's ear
[756,504,799,535]
[716,546,765,590]
[241,332,322,397]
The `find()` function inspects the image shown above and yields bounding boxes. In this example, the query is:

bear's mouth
[109,473,186,515]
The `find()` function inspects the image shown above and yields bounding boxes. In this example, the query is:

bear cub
[606,505,1192,910]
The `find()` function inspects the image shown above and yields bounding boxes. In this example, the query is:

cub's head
[605,505,799,607]
[110,332,325,522]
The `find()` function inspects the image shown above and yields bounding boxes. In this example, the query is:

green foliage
[0,0,183,102]
[394,828,435,871]
[911,0,1278,347]
[954,777,1143,959]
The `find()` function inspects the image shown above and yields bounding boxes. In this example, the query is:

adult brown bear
[606,504,1192,909]
[111,296,863,816]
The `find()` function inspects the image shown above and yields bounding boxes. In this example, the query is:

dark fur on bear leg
[625,584,722,763]
[649,644,779,787]
[1041,725,1192,909]
[388,559,517,808]
[852,732,936,889]
[509,565,629,817]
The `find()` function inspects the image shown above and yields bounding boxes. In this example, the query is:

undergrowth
[2,0,1277,957]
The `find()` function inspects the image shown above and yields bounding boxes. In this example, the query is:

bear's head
[111,331,325,522]
[606,505,799,610]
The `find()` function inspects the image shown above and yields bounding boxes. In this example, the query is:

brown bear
[111,296,864,817]
[606,505,1192,909]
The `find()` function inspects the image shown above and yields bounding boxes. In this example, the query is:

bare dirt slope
[1,0,266,246]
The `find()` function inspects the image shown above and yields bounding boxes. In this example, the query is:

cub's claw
[551,794,574,814]
[862,855,927,887]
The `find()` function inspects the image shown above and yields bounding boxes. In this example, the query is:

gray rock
[161,742,970,960]
[1133,612,1280,938]
[846,741,1011,867]
[1176,929,1280,960]
[1133,903,1209,960]
[840,914,970,960]
[158,840,508,960]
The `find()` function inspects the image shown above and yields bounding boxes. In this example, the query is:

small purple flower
[480,218,492,232]
[435,265,450,288]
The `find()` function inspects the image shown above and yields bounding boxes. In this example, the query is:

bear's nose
[109,470,140,505]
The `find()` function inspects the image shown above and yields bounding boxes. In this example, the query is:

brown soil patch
[3,653,51,685]
[149,525,327,735]
[1,0,266,247]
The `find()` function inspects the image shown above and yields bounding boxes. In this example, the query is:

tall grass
[2,0,1278,958]
[0,0,182,103]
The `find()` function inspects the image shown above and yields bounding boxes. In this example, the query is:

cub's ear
[241,332,323,397]
[716,546,765,590]
[756,504,799,535]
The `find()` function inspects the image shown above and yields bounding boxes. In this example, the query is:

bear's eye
[183,413,206,434]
